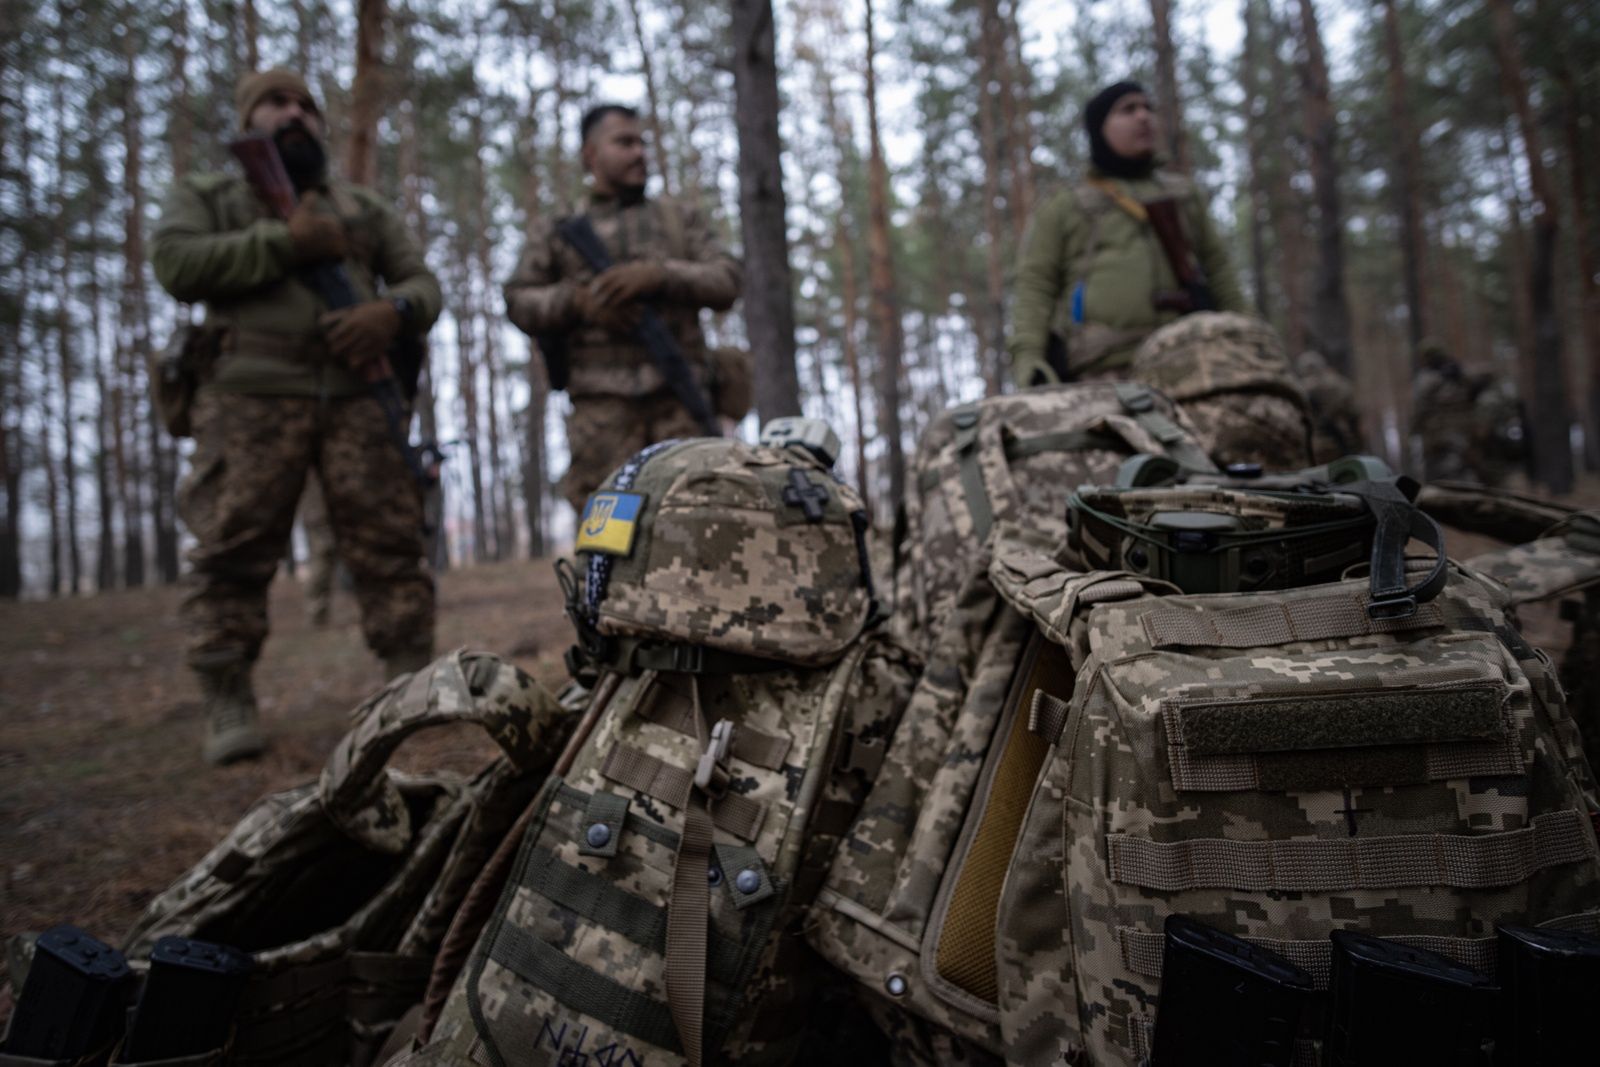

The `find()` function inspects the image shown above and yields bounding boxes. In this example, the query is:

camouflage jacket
[151,172,442,398]
[1007,167,1247,388]
[504,191,742,398]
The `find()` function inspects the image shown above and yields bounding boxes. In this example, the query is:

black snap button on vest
[1129,547,1150,568]
[707,866,723,887]
[736,868,761,894]
[885,973,908,996]
[585,823,612,848]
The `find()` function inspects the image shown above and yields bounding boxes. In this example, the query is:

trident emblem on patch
[583,496,617,538]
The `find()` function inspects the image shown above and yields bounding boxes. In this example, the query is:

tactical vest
[402,436,916,1067]
[811,472,1600,1065]
[111,651,568,1066]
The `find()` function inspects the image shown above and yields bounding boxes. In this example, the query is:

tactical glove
[589,260,668,309]
[320,300,400,373]
[286,191,348,265]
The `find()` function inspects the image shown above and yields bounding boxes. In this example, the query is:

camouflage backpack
[810,472,1600,1065]
[1128,311,1314,470]
[897,380,1215,657]
[402,432,916,1067]
[113,651,567,1067]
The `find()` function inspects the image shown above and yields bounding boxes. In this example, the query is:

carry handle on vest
[556,215,721,436]
[318,650,564,853]
[228,134,437,491]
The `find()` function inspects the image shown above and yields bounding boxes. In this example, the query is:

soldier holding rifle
[151,69,442,764]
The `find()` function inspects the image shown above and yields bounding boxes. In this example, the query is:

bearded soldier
[151,70,441,764]
[1008,81,1247,388]
[505,104,744,512]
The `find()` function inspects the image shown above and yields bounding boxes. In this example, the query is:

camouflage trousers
[179,390,434,666]
[558,390,705,511]
[299,471,338,619]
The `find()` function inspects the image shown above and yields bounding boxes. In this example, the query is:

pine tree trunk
[1489,0,1573,493]
[1379,0,1430,354]
[1149,0,1192,173]
[1240,0,1270,315]
[1558,63,1600,470]
[1264,4,1311,354]
[345,0,385,186]
[732,0,802,421]
[977,0,1009,395]
[0,31,18,599]
[818,61,871,501]
[1001,0,1036,235]
[243,0,260,70]
[53,70,80,594]
[863,0,905,511]
[624,0,672,197]
[517,101,547,558]
[1294,0,1353,376]
[454,245,488,561]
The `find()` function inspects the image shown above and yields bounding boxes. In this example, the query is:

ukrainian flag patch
[576,491,645,556]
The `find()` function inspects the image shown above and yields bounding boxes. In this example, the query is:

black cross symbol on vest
[783,468,830,523]
[1335,787,1374,837]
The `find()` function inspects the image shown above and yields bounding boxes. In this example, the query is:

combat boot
[383,642,434,681]
[195,656,266,765]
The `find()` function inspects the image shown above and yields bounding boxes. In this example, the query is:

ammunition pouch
[146,323,224,439]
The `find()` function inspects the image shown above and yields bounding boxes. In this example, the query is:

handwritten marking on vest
[537,1017,645,1067]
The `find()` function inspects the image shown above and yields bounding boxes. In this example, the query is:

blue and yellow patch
[576,491,645,556]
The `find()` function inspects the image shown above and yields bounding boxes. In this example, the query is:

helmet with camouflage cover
[1131,311,1313,468]
[562,425,878,673]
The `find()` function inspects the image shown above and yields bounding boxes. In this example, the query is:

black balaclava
[1085,80,1155,180]
[274,120,328,191]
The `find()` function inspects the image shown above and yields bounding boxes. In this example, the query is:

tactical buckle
[671,644,706,673]
[1367,593,1419,621]
[694,719,736,795]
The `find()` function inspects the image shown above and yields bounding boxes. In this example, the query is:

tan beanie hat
[235,69,320,130]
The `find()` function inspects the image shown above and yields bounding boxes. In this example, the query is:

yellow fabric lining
[934,638,1076,1003]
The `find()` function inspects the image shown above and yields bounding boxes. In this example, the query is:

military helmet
[1131,311,1313,468]
[560,424,877,674]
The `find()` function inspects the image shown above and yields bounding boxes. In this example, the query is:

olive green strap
[1114,382,1218,474]
[665,679,716,1067]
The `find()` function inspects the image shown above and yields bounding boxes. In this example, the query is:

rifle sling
[556,215,720,436]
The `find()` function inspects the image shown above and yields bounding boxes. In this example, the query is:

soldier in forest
[1411,338,1483,482]
[151,69,442,764]
[1294,348,1365,463]
[1008,81,1248,388]
[504,104,743,513]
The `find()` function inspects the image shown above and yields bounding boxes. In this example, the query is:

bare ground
[0,558,574,961]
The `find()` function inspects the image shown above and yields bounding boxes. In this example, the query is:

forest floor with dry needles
[0,557,574,968]
[0,506,1591,1009]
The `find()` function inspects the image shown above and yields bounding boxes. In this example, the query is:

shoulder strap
[1084,176,1149,224]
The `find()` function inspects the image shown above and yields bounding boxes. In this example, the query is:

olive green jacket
[151,173,442,397]
[1007,167,1246,388]
[505,191,741,398]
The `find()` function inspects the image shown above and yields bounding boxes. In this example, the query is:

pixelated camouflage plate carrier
[813,491,1600,1065]
[407,437,915,1067]
[121,651,566,1067]
[896,381,1214,656]
[569,438,878,670]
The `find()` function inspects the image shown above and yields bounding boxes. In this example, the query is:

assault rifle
[556,216,720,436]
[229,134,437,489]
[1145,198,1216,316]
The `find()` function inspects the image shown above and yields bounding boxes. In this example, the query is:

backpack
[896,381,1215,657]
[811,474,1600,1065]
[116,651,569,1067]
[400,435,916,1067]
